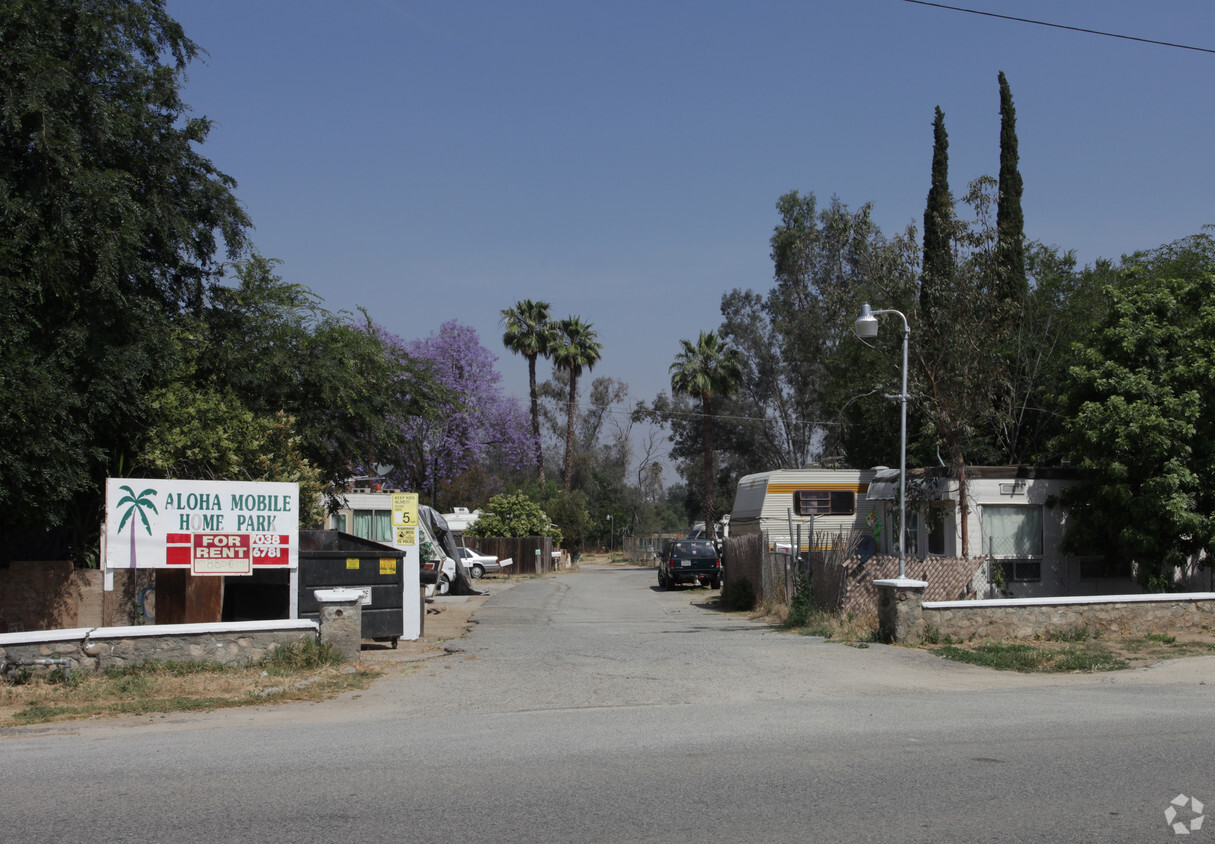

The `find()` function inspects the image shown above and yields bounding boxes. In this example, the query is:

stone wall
[921,593,1215,642]
[0,620,318,675]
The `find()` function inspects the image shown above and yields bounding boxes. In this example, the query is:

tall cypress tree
[996,71,1027,303]
[921,106,953,334]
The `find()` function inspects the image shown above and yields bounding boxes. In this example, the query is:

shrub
[264,637,343,675]
[783,572,814,629]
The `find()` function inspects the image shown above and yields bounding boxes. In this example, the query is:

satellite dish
[855,534,877,564]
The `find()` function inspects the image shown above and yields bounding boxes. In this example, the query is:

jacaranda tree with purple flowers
[384,321,535,505]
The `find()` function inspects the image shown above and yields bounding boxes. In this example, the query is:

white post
[855,304,911,580]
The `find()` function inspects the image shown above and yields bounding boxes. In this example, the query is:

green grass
[933,641,1129,672]
[1041,624,1100,643]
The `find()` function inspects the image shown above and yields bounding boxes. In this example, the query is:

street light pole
[607,514,613,555]
[854,303,910,580]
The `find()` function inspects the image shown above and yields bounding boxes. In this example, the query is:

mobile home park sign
[105,479,299,576]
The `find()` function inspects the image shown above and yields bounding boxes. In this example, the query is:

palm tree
[115,485,159,569]
[670,331,743,542]
[501,300,556,482]
[552,316,603,491]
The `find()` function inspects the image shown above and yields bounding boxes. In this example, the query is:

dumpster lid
[298,530,405,559]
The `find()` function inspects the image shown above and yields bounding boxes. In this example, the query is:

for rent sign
[105,479,299,575]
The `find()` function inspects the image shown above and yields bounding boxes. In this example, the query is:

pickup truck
[658,539,722,589]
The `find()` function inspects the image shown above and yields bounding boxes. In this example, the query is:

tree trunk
[563,373,578,491]
[954,445,970,557]
[528,354,544,483]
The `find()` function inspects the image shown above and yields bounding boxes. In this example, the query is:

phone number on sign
[252,534,290,560]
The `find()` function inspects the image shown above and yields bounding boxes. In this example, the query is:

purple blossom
[383,321,535,495]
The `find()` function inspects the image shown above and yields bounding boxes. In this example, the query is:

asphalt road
[3,563,1214,843]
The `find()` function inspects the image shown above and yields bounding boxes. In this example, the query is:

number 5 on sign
[392,493,418,528]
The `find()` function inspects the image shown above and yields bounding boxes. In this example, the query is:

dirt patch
[358,577,522,664]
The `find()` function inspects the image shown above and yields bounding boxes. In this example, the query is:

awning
[865,468,901,501]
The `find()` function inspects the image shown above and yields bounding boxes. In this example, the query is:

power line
[902,0,1215,55]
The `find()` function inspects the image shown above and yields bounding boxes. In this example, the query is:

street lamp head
[854,303,879,339]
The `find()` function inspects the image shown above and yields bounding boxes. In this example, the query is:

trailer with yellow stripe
[728,468,885,552]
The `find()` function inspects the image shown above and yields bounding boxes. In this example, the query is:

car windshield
[670,541,715,558]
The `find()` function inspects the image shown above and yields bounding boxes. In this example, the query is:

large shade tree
[552,316,603,491]
[670,331,743,541]
[191,256,446,503]
[1056,233,1215,588]
[0,0,250,551]
[501,299,556,482]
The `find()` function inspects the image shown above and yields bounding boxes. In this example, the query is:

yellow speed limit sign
[392,493,418,528]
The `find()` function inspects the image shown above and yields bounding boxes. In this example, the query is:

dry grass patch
[758,602,882,644]
[0,639,384,727]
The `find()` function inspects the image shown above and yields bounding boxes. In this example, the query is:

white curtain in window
[352,510,393,542]
[982,505,1043,557]
[373,510,392,542]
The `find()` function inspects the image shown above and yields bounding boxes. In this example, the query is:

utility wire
[902,0,1215,55]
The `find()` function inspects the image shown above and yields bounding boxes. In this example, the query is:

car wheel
[710,576,721,590]
[437,574,451,596]
[471,563,485,579]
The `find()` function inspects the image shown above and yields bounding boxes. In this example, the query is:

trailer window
[793,490,855,516]
[352,509,392,543]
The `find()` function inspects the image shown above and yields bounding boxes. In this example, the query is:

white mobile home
[729,468,881,551]
[866,466,1117,598]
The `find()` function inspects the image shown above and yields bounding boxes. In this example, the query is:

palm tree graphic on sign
[116,486,159,569]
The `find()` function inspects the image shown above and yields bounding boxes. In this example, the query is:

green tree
[1056,233,1215,587]
[466,490,562,544]
[136,352,326,528]
[714,193,919,473]
[202,257,447,500]
[0,0,249,542]
[996,71,1027,306]
[545,489,589,555]
[552,316,603,491]
[501,299,556,482]
[909,177,1007,555]
[993,242,1111,465]
[921,106,954,336]
[670,331,743,541]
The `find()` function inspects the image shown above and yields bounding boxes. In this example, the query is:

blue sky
[167,0,1215,408]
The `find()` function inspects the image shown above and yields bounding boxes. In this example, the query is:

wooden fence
[465,536,556,575]
[722,531,985,616]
